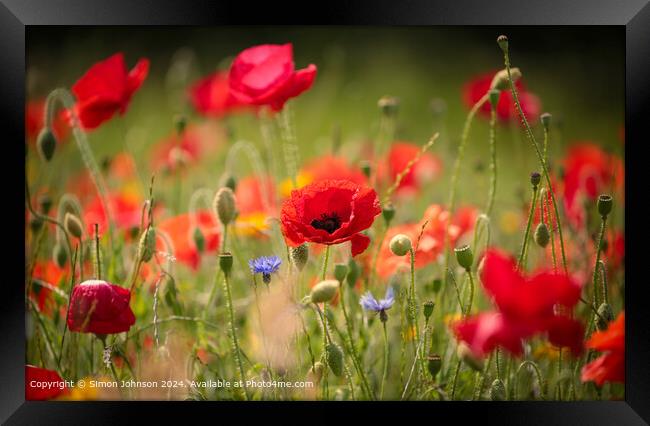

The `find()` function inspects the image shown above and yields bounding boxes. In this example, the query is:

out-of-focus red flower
[377,142,443,197]
[67,279,135,334]
[453,249,583,357]
[374,204,476,278]
[25,99,70,144]
[604,230,625,271]
[234,175,276,238]
[150,123,225,174]
[83,192,143,236]
[281,155,368,198]
[582,312,624,386]
[281,180,380,257]
[71,53,149,130]
[561,143,624,229]
[229,43,317,112]
[31,261,68,316]
[25,365,67,400]
[189,71,247,117]
[463,71,541,123]
[156,210,220,270]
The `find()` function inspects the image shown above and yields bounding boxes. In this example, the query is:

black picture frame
[3,0,649,424]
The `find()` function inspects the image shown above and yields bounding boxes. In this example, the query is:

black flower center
[311,212,342,234]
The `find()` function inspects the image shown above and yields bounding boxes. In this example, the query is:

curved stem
[518,185,538,270]
[464,270,476,318]
[513,360,545,400]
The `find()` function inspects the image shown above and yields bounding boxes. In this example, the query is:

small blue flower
[360,286,395,320]
[248,255,282,284]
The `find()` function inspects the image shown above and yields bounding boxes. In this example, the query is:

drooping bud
[534,223,550,248]
[540,112,552,131]
[488,89,501,110]
[193,227,205,253]
[423,300,435,322]
[138,227,156,262]
[382,203,396,225]
[490,67,521,91]
[389,234,412,257]
[489,378,507,401]
[497,35,509,53]
[326,343,344,377]
[432,278,442,293]
[213,187,236,226]
[29,217,44,233]
[38,194,53,214]
[37,128,57,162]
[290,244,309,271]
[64,212,83,240]
[426,354,442,379]
[360,160,372,179]
[53,242,67,268]
[596,302,614,331]
[457,342,484,372]
[346,258,360,288]
[219,252,234,277]
[597,194,613,217]
[334,263,348,283]
[530,171,541,188]
[309,280,339,304]
[455,244,474,271]
[378,96,399,117]
[220,173,237,192]
[173,114,187,135]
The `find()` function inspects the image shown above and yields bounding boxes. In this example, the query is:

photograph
[23,25,626,403]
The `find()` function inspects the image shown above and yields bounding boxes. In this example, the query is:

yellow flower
[533,342,566,361]
[60,376,112,401]
[499,210,522,235]
[279,172,313,198]
[443,313,462,327]
[234,212,271,237]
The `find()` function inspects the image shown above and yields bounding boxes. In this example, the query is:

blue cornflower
[360,286,395,322]
[248,255,282,284]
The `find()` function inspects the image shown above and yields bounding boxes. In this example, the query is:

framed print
[2,0,650,424]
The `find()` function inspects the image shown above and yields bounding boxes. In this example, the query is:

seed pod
[219,252,234,277]
[534,223,550,248]
[382,203,396,225]
[497,35,509,53]
[193,227,205,253]
[423,300,435,322]
[427,354,442,379]
[596,302,614,331]
[530,172,541,188]
[310,280,339,304]
[455,245,474,271]
[489,379,507,401]
[488,89,501,110]
[213,187,236,226]
[37,128,57,162]
[64,212,84,239]
[457,342,484,372]
[326,343,344,377]
[53,242,67,268]
[540,113,552,131]
[389,234,412,257]
[378,96,399,117]
[138,227,156,262]
[334,263,348,283]
[597,194,613,217]
[290,244,309,271]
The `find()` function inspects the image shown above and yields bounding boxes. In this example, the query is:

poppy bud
[497,35,509,53]
[310,280,339,304]
[213,187,236,226]
[432,278,442,293]
[455,244,474,271]
[389,234,412,257]
[530,172,541,188]
[346,258,360,288]
[193,227,205,253]
[457,342,484,372]
[36,128,57,162]
[29,217,44,233]
[326,343,344,377]
[423,300,435,322]
[596,302,614,331]
[540,112,552,131]
[382,203,396,225]
[534,223,550,248]
[490,68,521,91]
[219,252,233,277]
[360,160,372,179]
[138,227,156,262]
[174,114,187,135]
[290,244,309,271]
[308,361,324,383]
[38,194,52,214]
[426,354,442,379]
[489,378,507,401]
[220,173,237,192]
[334,263,348,283]
[488,89,501,110]
[378,96,399,117]
[53,242,67,268]
[64,212,83,240]
[597,194,613,217]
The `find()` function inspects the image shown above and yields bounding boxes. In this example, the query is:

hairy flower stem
[315,303,331,400]
[501,47,568,275]
[514,360,545,400]
[486,108,498,217]
[450,359,462,400]
[473,352,493,400]
[381,321,389,399]
[322,245,331,280]
[443,94,488,289]
[408,248,425,384]
[598,261,609,304]
[222,272,249,400]
[518,185,539,270]
[591,216,608,307]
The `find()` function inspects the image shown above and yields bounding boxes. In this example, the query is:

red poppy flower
[67,279,135,334]
[83,192,143,235]
[228,43,317,111]
[582,312,625,386]
[281,179,380,256]
[377,142,443,197]
[189,71,247,117]
[561,143,624,229]
[453,249,583,357]
[156,210,220,270]
[71,53,149,130]
[25,99,70,143]
[463,71,541,123]
[25,365,67,400]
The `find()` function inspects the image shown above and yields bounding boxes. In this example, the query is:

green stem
[591,216,608,307]
[464,270,476,318]
[322,245,331,280]
[486,107,498,217]
[450,359,462,400]
[518,185,539,270]
[381,321,389,399]
[222,272,249,400]
[598,261,609,304]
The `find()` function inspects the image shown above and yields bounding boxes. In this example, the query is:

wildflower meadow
[25,27,624,401]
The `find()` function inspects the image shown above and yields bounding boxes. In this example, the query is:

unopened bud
[290,244,309,271]
[346,258,360,288]
[488,89,501,110]
[29,217,44,233]
[490,67,521,91]
[53,242,67,268]
[138,227,156,262]
[596,302,614,331]
[174,114,187,135]
[64,212,83,239]
[309,280,339,304]
[455,244,474,270]
[360,160,372,179]
[213,187,236,226]
[220,173,237,192]
[389,234,412,257]
[489,378,507,401]
[382,203,396,225]
[530,172,541,188]
[193,227,205,253]
[334,263,348,283]
[37,128,57,162]
[38,194,52,214]
[326,343,344,377]
[534,223,550,248]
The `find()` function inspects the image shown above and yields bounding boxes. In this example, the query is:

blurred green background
[26,26,624,236]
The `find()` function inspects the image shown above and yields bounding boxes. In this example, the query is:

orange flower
[83,192,143,236]
[30,261,68,317]
[377,142,443,197]
[582,312,624,386]
[156,210,220,270]
[234,175,276,237]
